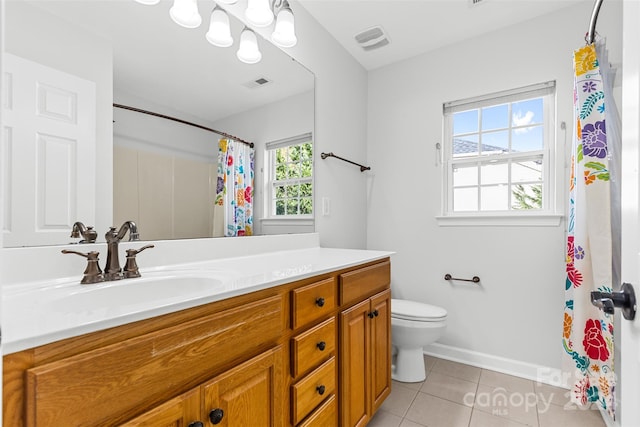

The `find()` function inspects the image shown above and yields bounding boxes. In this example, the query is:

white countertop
[2,247,393,354]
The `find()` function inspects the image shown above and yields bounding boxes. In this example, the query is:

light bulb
[206,7,233,47]
[237,28,262,64]
[271,4,297,48]
[245,0,273,27]
[217,0,238,4]
[169,0,202,28]
[134,0,161,5]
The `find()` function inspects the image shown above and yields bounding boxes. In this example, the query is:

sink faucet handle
[123,244,155,279]
[61,250,104,285]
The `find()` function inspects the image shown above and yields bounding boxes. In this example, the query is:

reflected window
[266,133,313,217]
[444,82,555,214]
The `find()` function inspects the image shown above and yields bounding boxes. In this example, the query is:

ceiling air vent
[354,26,390,52]
[242,77,272,89]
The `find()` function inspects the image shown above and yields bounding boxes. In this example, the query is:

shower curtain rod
[113,103,254,148]
[586,0,604,44]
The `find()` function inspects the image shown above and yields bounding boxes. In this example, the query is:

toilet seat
[391,299,447,322]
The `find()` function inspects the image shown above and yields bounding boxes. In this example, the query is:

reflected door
[2,53,96,246]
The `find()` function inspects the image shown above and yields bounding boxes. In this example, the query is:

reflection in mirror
[3,0,314,247]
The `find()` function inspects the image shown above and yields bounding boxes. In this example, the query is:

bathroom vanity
[2,240,392,427]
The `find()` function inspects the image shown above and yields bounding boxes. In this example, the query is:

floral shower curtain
[213,138,254,237]
[563,41,620,420]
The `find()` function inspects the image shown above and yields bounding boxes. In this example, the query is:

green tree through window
[271,139,313,216]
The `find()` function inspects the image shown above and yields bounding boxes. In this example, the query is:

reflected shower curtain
[213,138,254,237]
[563,41,620,420]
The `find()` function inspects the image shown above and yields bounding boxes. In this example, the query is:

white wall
[366,1,622,373]
[224,1,369,249]
[212,90,314,236]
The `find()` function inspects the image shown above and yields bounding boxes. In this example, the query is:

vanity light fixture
[245,0,274,27]
[206,6,234,47]
[271,0,297,48]
[169,0,202,28]
[237,27,262,64]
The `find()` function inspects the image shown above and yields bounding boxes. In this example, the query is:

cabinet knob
[315,297,325,307]
[188,422,204,427]
[317,341,326,351]
[368,312,375,319]
[209,408,224,425]
[373,309,379,317]
[316,385,326,395]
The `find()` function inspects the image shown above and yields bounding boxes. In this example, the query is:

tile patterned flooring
[369,355,607,427]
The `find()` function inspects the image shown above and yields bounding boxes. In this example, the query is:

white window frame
[438,81,562,226]
[263,133,314,225]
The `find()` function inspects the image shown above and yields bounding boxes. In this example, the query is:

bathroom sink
[47,275,226,314]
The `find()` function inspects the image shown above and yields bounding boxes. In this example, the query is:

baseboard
[423,342,568,388]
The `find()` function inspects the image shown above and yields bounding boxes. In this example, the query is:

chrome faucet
[104,221,140,281]
[70,221,97,244]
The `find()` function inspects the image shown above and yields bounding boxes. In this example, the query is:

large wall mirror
[2,0,315,247]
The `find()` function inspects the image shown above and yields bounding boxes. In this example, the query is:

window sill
[435,213,564,227]
[260,217,315,227]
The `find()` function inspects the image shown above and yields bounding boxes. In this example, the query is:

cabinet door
[202,346,283,427]
[119,388,201,427]
[340,299,370,427]
[370,290,392,414]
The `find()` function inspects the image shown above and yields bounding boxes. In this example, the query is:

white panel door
[620,0,640,425]
[2,53,96,246]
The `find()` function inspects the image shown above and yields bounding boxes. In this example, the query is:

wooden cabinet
[3,258,391,426]
[120,388,201,427]
[339,262,392,427]
[123,347,283,427]
[202,346,284,427]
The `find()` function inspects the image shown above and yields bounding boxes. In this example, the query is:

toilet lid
[391,299,447,321]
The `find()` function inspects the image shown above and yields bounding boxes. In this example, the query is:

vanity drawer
[292,278,336,329]
[298,394,337,427]
[24,295,285,427]
[339,260,390,306]
[291,317,336,378]
[291,357,336,425]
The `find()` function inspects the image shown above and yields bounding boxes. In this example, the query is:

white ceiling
[297,0,585,71]
[20,0,313,124]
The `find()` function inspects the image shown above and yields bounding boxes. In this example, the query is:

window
[442,81,556,217]
[265,133,313,218]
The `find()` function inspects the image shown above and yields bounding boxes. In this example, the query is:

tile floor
[369,355,607,427]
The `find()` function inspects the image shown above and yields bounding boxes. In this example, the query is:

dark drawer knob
[317,341,326,351]
[315,297,325,307]
[188,422,204,427]
[368,311,375,319]
[209,408,224,425]
[316,385,326,395]
[373,309,379,317]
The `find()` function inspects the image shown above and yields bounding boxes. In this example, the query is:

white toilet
[391,299,447,383]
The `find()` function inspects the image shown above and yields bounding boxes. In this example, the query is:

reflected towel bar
[321,152,371,172]
[444,274,480,283]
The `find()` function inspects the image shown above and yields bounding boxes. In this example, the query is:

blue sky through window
[453,97,543,153]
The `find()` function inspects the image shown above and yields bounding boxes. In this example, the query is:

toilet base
[391,347,426,383]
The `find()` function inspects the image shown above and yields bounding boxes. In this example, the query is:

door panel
[202,346,283,427]
[340,299,370,427]
[2,53,96,246]
[370,290,392,414]
[621,0,640,424]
